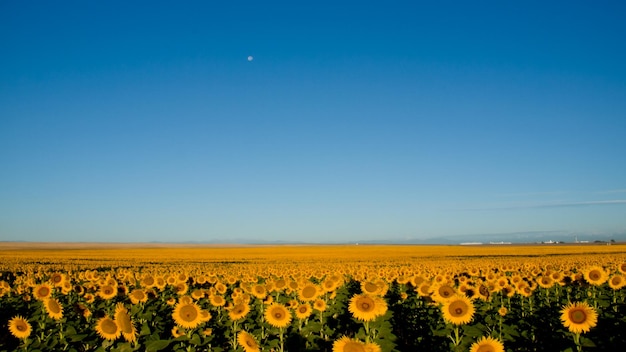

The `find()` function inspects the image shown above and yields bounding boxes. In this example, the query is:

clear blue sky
[1,1,625,243]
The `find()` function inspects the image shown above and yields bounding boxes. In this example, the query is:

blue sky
[1,1,625,243]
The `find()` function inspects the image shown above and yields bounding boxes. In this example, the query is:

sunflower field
[1,243,625,352]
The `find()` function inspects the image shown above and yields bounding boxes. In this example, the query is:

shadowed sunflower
[33,283,53,300]
[228,302,251,321]
[469,336,505,352]
[114,303,137,343]
[95,316,120,341]
[238,330,260,352]
[560,301,598,334]
[332,336,366,352]
[8,316,31,339]
[44,298,63,320]
[442,294,475,325]
[432,284,457,303]
[265,303,292,328]
[583,266,608,286]
[348,294,387,322]
[171,326,185,338]
[173,301,203,329]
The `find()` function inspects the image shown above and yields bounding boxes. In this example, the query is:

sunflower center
[344,341,366,352]
[39,287,50,296]
[17,324,26,332]
[180,305,198,321]
[450,302,467,317]
[302,286,316,299]
[102,319,118,334]
[299,306,308,313]
[476,345,496,352]
[273,311,284,319]
[364,282,378,293]
[569,309,587,324]
[49,301,61,313]
[589,271,600,280]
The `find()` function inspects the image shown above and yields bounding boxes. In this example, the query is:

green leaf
[145,339,171,352]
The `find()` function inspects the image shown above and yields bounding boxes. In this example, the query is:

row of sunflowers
[1,244,625,351]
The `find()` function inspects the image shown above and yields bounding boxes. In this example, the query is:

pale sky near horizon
[1,1,625,243]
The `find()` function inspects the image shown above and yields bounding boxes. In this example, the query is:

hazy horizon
[2,1,625,243]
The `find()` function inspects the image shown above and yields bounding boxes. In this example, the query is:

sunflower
[498,306,508,317]
[84,293,95,304]
[95,316,120,341]
[251,284,267,299]
[44,297,64,320]
[173,301,203,329]
[129,289,148,304]
[583,266,608,286]
[560,301,598,334]
[332,336,366,352]
[49,272,66,287]
[348,294,387,322]
[298,283,319,302]
[442,294,475,325]
[314,298,327,312]
[365,342,382,352]
[536,276,554,289]
[33,283,53,300]
[469,336,505,352]
[416,282,432,297]
[265,303,292,328]
[98,285,117,300]
[361,281,382,295]
[8,316,31,339]
[114,303,137,343]
[228,302,251,321]
[295,303,313,320]
[171,326,185,338]
[432,284,457,303]
[608,274,626,290]
[238,330,260,352]
[209,294,226,307]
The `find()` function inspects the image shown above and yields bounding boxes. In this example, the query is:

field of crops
[1,243,625,352]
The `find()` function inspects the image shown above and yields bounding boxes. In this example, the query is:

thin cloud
[593,189,626,195]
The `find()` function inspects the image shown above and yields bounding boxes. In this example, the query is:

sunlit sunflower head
[348,294,387,322]
[209,294,226,307]
[442,294,475,325]
[44,297,64,320]
[298,283,319,302]
[364,341,382,352]
[360,281,382,295]
[112,303,136,343]
[416,282,432,297]
[498,306,508,317]
[560,301,598,334]
[608,274,626,290]
[537,275,554,289]
[432,284,457,303]
[294,303,313,320]
[95,316,120,341]
[49,272,66,287]
[98,285,117,300]
[238,330,260,352]
[8,316,31,339]
[314,298,327,312]
[251,284,267,299]
[33,283,54,301]
[128,289,148,304]
[171,326,185,338]
[228,302,251,321]
[332,336,367,352]
[583,266,608,286]
[469,336,505,352]
[191,289,205,300]
[173,301,203,329]
[265,303,292,328]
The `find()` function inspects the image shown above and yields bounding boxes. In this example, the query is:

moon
[247,56,254,62]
